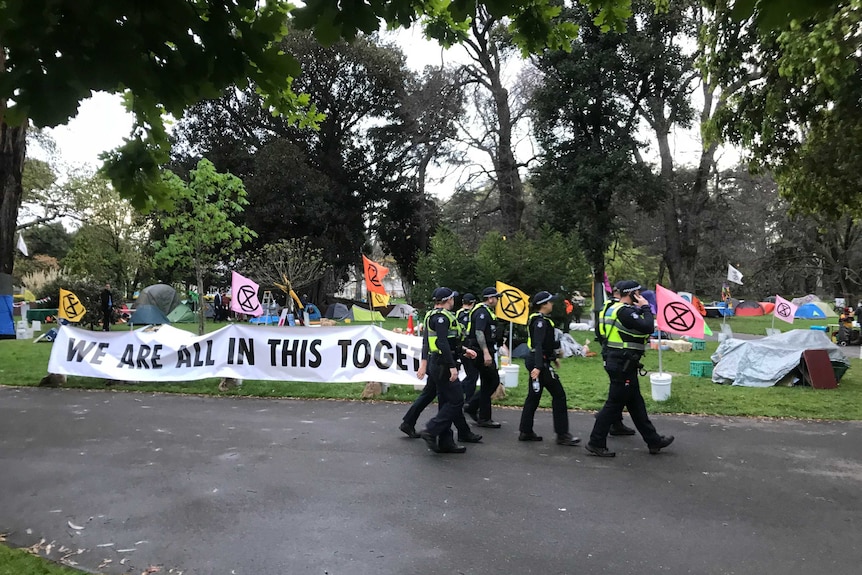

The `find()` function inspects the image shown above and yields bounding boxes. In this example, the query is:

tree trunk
[0,117,28,337]
[196,259,205,336]
[490,80,524,237]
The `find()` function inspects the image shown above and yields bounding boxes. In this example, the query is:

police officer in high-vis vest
[586,280,674,457]
[400,289,482,445]
[457,293,480,402]
[593,289,637,437]
[418,287,480,453]
[464,287,503,428]
[518,291,581,446]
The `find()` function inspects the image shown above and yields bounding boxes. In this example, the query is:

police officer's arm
[616,305,655,335]
[417,327,430,380]
[532,318,550,371]
[473,309,493,364]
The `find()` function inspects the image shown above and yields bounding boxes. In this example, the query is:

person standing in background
[100,283,113,332]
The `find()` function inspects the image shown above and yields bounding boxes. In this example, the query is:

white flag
[16,233,28,256]
[727,264,743,285]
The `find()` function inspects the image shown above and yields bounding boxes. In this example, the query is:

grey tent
[512,343,531,359]
[130,304,172,326]
[167,303,196,323]
[325,303,351,320]
[136,284,180,315]
[387,303,416,318]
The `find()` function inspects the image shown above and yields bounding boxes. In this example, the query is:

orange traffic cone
[406,314,414,335]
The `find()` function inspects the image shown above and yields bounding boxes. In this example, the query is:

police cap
[432,287,458,301]
[614,280,641,295]
[481,287,501,299]
[532,290,556,306]
[462,293,477,304]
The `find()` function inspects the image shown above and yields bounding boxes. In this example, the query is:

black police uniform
[519,311,572,438]
[420,308,473,451]
[588,299,663,451]
[457,300,480,401]
[402,309,476,442]
[464,301,501,425]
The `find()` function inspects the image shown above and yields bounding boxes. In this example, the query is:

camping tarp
[136,284,180,315]
[735,300,765,316]
[130,304,172,325]
[166,303,196,323]
[795,302,837,319]
[711,329,848,387]
[325,303,350,320]
[350,306,385,322]
[387,303,416,318]
[512,342,531,359]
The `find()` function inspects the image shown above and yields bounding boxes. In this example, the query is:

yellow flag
[58,289,87,322]
[370,291,390,308]
[495,281,529,325]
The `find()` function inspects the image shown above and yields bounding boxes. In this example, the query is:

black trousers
[465,357,499,421]
[519,360,569,436]
[102,308,111,331]
[589,354,662,448]
[423,358,466,446]
[404,360,471,437]
[461,357,480,401]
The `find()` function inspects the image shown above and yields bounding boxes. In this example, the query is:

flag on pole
[727,264,744,285]
[656,285,707,339]
[773,295,797,324]
[362,255,389,295]
[16,233,28,256]
[370,291,390,308]
[58,289,87,322]
[495,280,530,325]
[230,271,263,317]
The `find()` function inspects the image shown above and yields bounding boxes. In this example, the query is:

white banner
[47,324,424,385]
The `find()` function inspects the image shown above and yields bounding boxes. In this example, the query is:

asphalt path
[1,387,861,575]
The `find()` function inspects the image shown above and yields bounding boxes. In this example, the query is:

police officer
[594,288,638,437]
[400,289,482,445]
[586,280,674,457]
[457,293,480,401]
[464,287,503,428]
[518,291,580,446]
[416,287,480,453]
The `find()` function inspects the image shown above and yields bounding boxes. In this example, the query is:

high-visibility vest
[426,308,462,354]
[466,302,497,339]
[598,302,648,352]
[456,307,472,330]
[527,313,555,350]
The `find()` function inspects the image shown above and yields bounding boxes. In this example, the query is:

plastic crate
[690,361,714,378]
[690,338,706,351]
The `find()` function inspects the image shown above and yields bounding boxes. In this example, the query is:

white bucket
[499,364,520,388]
[650,372,672,401]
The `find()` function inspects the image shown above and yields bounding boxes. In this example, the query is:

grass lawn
[2,315,860,420]
[0,544,84,575]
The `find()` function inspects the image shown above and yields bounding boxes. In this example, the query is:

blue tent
[130,304,172,325]
[795,302,827,319]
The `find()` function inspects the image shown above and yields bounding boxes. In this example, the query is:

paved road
[1,387,861,575]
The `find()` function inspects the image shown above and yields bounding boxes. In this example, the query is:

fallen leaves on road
[67,520,85,530]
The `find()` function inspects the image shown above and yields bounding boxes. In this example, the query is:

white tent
[387,303,416,318]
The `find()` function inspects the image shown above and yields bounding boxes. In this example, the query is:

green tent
[167,303,196,323]
[350,305,385,322]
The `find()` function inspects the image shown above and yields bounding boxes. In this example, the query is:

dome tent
[136,284,180,315]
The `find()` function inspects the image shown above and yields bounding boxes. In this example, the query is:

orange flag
[362,255,389,295]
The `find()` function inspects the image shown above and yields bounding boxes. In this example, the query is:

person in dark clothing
[464,287,503,428]
[100,283,113,332]
[456,293,480,401]
[418,287,479,454]
[586,280,674,458]
[518,291,581,446]
[213,290,224,322]
[400,288,482,447]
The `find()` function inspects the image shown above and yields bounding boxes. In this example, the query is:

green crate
[690,339,706,351]
[690,361,714,378]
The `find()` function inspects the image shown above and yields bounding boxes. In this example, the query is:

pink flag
[773,295,797,324]
[656,284,706,339]
[602,272,612,295]
[230,271,263,317]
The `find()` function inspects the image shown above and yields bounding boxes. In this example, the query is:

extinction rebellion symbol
[663,302,696,332]
[237,285,260,314]
[498,289,526,322]
[62,292,83,318]
[776,302,792,318]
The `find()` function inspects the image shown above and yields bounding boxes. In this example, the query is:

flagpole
[657,329,663,374]
[509,322,513,363]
